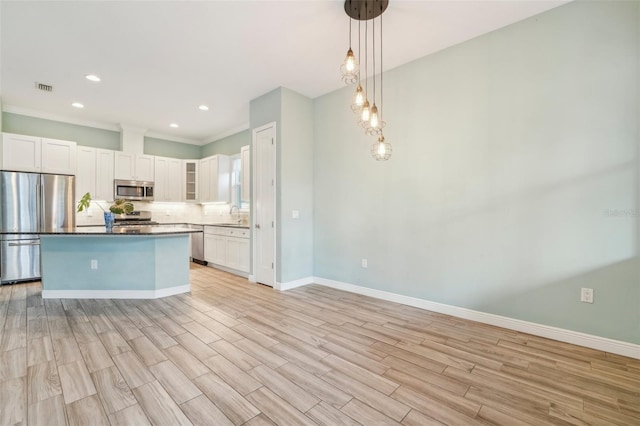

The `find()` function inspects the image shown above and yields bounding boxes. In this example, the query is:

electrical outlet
[361,259,368,268]
[580,288,593,303]
[87,210,93,217]
[292,210,300,219]
[165,210,171,216]
[91,259,98,270]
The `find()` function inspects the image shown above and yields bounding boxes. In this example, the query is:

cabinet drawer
[227,228,250,239]
[204,226,226,236]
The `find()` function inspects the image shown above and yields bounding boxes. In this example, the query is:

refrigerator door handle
[37,180,43,231]
[8,241,41,247]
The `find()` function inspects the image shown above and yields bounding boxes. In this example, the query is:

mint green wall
[249,88,314,283]
[2,112,120,149]
[280,88,314,282]
[313,1,640,344]
[201,130,250,157]
[144,136,201,159]
[250,88,282,280]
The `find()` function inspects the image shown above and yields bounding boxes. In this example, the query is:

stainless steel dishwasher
[189,224,206,265]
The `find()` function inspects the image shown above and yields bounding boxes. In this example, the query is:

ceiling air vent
[35,82,53,92]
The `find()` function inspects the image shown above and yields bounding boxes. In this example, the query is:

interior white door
[253,124,276,287]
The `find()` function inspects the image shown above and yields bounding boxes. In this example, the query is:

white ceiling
[1,0,567,146]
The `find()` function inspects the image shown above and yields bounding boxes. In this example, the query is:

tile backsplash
[76,201,249,226]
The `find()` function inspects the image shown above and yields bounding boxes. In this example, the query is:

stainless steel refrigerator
[0,171,75,283]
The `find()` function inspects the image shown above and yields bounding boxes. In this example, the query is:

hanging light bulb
[369,104,379,128]
[344,49,356,72]
[371,134,392,161]
[360,99,370,122]
[340,2,358,84]
[351,19,365,113]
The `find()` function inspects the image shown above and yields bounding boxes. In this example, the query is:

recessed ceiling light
[170,123,179,128]
[71,102,84,108]
[85,74,101,82]
[198,105,209,111]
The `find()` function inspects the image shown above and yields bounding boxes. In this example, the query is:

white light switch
[292,210,300,219]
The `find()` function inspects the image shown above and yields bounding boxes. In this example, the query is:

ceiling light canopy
[71,102,84,109]
[341,0,391,161]
[198,105,209,111]
[85,74,101,82]
[170,123,179,128]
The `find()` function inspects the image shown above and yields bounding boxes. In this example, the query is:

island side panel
[40,234,190,299]
[154,235,190,292]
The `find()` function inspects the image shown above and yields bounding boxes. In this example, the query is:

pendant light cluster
[341,0,391,161]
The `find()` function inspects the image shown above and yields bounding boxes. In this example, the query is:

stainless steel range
[113,211,159,227]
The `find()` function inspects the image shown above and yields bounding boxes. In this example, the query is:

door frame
[250,122,277,286]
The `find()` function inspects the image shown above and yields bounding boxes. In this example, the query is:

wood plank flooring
[1,264,639,425]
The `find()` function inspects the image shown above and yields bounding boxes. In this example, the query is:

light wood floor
[1,264,639,425]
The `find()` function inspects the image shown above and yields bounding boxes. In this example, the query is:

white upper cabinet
[41,138,77,175]
[1,133,77,175]
[1,133,42,172]
[114,152,155,181]
[154,156,182,202]
[184,160,198,201]
[75,147,114,201]
[241,145,250,203]
[76,146,96,198]
[198,154,230,203]
[95,149,115,200]
[198,157,211,202]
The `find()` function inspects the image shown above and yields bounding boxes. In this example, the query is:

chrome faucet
[229,205,240,223]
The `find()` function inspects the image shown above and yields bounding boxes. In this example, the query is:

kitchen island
[35,226,201,299]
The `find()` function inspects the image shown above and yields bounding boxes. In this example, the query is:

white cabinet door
[154,156,169,201]
[226,237,250,273]
[204,233,226,265]
[95,149,114,201]
[214,155,231,203]
[115,153,154,181]
[241,145,250,203]
[76,146,96,198]
[209,156,219,201]
[1,133,42,172]
[198,158,211,202]
[204,234,215,263]
[41,138,77,175]
[167,158,182,201]
[199,154,231,203]
[114,152,135,180]
[135,155,155,181]
[184,160,198,201]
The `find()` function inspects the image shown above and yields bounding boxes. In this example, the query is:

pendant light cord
[380,2,383,123]
[348,0,352,48]
[358,18,361,84]
[364,10,368,96]
[372,12,376,105]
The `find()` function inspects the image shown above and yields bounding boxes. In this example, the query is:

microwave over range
[114,180,154,201]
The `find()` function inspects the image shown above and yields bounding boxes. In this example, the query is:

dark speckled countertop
[2,226,201,236]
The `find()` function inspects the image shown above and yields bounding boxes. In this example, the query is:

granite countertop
[2,226,202,236]
[155,222,251,229]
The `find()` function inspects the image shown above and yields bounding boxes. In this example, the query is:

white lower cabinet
[204,226,250,274]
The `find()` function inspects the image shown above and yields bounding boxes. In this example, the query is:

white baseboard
[311,277,640,360]
[275,276,315,291]
[206,263,249,279]
[248,275,257,283]
[42,284,191,300]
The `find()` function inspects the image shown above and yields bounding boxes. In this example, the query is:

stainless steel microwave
[114,180,154,201]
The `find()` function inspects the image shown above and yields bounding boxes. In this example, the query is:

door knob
[255,224,260,229]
